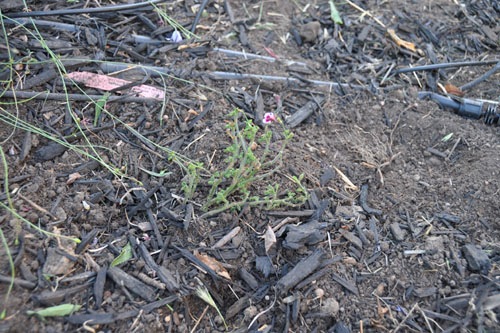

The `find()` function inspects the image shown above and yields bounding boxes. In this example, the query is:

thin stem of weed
[0,227,14,320]
[151,3,198,40]
[0,147,15,320]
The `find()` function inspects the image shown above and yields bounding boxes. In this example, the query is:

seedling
[111,242,133,267]
[329,0,343,25]
[138,167,172,178]
[196,108,308,218]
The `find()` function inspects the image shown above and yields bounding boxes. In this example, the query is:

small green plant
[151,3,198,41]
[181,161,204,201]
[329,0,344,25]
[195,109,307,218]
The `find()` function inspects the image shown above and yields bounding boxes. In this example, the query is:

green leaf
[441,133,453,142]
[329,0,343,25]
[195,286,228,330]
[26,304,81,318]
[111,242,133,267]
[94,93,110,127]
[138,167,171,178]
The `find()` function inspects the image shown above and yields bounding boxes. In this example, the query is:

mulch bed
[0,0,498,332]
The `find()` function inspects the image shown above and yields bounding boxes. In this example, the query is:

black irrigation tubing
[208,71,369,91]
[98,62,370,91]
[0,90,161,103]
[460,61,500,92]
[2,18,391,92]
[2,18,82,33]
[393,59,499,74]
[1,18,309,68]
[5,0,169,18]
[191,0,210,33]
[211,47,309,67]
[121,33,311,67]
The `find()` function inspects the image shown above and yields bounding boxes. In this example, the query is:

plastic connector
[418,92,499,126]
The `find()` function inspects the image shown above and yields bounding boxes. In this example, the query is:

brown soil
[0,0,499,332]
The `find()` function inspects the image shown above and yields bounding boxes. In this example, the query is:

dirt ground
[0,0,499,332]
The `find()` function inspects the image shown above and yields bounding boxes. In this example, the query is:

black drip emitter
[418,91,499,126]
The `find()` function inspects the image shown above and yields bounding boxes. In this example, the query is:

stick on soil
[107,266,156,302]
[276,249,325,295]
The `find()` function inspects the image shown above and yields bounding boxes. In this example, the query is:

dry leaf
[264,225,277,254]
[177,41,209,51]
[444,83,465,97]
[333,165,358,191]
[194,251,231,280]
[67,172,82,185]
[376,297,389,318]
[374,283,385,296]
[387,29,423,55]
[184,109,199,122]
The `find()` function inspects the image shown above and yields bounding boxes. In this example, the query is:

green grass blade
[26,304,81,318]
[195,286,228,330]
[329,0,343,25]
[94,92,109,127]
[0,147,17,320]
[111,242,133,267]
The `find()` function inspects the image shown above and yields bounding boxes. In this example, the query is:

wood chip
[194,251,231,280]
[277,249,325,295]
[285,97,324,128]
[107,266,156,302]
[340,229,363,249]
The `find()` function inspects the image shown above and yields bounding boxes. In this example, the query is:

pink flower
[263,112,277,124]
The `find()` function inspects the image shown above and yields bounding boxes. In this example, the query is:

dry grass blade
[195,284,228,330]
[333,165,358,191]
[345,0,386,28]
